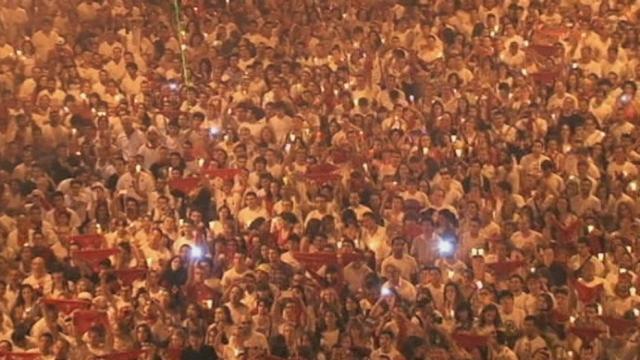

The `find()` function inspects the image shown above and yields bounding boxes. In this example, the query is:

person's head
[378,330,395,351]
[187,329,204,349]
[37,333,53,353]
[245,192,258,208]
[391,237,405,257]
[229,285,244,304]
[523,316,539,337]
[52,338,69,359]
[385,264,400,284]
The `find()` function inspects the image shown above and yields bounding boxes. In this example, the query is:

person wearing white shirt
[500,41,526,68]
[510,217,543,251]
[266,104,293,145]
[116,117,146,161]
[381,237,418,281]
[237,192,269,229]
[22,257,53,295]
[104,47,127,83]
[514,316,548,360]
[606,145,638,179]
[343,248,374,293]
[381,264,416,303]
[76,0,102,23]
[31,19,59,62]
[304,194,335,227]
[370,330,404,360]
[221,253,253,289]
[361,212,390,262]
[115,160,155,204]
[346,192,372,222]
[120,63,146,98]
[0,34,15,60]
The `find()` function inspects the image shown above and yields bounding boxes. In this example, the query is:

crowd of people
[0,0,640,359]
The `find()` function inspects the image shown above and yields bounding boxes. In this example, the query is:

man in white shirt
[514,316,549,359]
[120,62,146,98]
[237,192,269,229]
[221,253,253,289]
[342,246,374,293]
[381,237,418,281]
[266,102,293,144]
[570,178,602,216]
[347,192,372,222]
[31,18,59,62]
[361,212,390,262]
[498,290,526,335]
[382,264,416,303]
[104,46,127,83]
[232,314,269,356]
[370,330,404,360]
[0,34,15,60]
[115,159,155,204]
[22,257,53,294]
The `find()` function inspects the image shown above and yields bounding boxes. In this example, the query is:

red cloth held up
[303,172,342,184]
[95,350,147,360]
[201,168,241,180]
[293,251,338,271]
[73,310,110,335]
[304,163,342,184]
[574,280,603,304]
[166,348,182,360]
[0,353,43,360]
[602,316,636,336]
[531,72,558,85]
[486,260,524,278]
[168,177,201,194]
[42,298,91,314]
[338,252,363,267]
[72,248,120,269]
[0,352,42,360]
[568,326,604,342]
[307,164,339,174]
[451,332,488,349]
[114,268,148,286]
[68,234,104,249]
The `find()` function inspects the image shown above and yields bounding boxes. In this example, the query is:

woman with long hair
[10,284,41,337]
